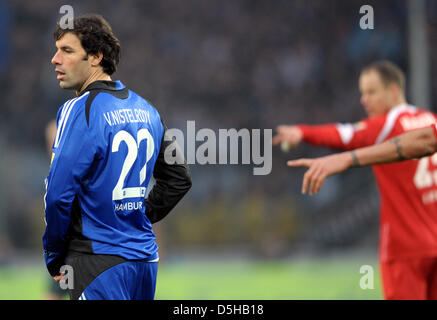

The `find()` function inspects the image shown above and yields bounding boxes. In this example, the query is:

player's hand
[53,273,64,282]
[287,152,352,195]
[272,125,303,150]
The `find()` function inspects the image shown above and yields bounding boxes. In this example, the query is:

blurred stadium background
[1,0,436,299]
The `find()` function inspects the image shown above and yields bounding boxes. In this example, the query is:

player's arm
[145,128,192,224]
[273,117,385,151]
[352,126,437,165]
[273,124,346,149]
[287,125,437,195]
[43,98,95,277]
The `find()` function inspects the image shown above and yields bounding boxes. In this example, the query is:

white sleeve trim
[54,92,90,148]
[375,104,415,144]
[336,123,355,145]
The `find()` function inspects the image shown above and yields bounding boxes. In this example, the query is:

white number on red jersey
[414,153,437,189]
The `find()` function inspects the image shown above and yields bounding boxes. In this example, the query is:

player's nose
[51,51,62,65]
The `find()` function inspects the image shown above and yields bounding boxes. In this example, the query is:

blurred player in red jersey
[273,60,437,300]
[287,125,437,193]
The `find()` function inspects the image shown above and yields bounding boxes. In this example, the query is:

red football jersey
[299,104,437,262]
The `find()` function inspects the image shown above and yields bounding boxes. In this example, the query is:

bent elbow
[181,174,192,195]
[422,130,437,157]
[412,130,437,159]
[179,164,192,194]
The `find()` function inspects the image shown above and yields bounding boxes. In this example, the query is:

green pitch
[0,256,382,300]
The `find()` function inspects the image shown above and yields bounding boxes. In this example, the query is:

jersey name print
[103,108,151,127]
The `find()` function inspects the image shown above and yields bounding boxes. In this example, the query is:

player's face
[359,70,393,117]
[51,32,92,91]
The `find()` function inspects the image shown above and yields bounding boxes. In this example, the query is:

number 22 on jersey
[111,129,155,201]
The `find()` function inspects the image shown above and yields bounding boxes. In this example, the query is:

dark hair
[54,14,121,75]
[361,60,405,93]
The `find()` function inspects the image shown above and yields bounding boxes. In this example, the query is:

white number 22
[111,129,154,200]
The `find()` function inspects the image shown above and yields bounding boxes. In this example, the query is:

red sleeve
[298,115,387,151]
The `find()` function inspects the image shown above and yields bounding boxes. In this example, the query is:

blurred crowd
[0,0,427,260]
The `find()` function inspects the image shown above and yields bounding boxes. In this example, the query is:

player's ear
[389,83,399,100]
[90,52,103,67]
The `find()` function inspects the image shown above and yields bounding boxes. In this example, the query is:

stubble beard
[59,78,82,92]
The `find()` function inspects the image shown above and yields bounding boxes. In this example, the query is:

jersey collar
[80,80,125,94]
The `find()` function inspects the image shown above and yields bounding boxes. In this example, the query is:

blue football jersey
[43,80,170,274]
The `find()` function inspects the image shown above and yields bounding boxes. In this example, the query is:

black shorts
[64,251,126,300]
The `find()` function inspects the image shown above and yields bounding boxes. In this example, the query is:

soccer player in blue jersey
[43,14,192,300]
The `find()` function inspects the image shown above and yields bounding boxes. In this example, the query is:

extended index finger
[287,158,313,168]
